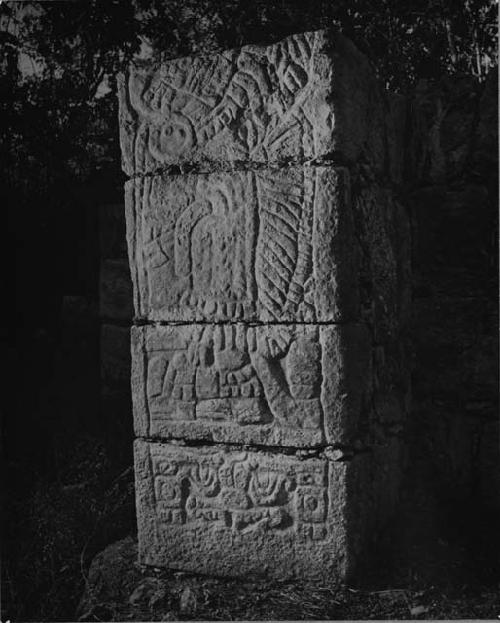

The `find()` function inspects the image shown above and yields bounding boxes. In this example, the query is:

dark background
[2,1,499,620]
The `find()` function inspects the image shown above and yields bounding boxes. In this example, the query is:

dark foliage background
[1,1,498,620]
[2,0,497,199]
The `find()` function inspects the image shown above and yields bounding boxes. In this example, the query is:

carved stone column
[118,29,410,580]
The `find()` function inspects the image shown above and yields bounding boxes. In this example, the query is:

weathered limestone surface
[134,437,406,580]
[118,29,410,581]
[126,166,359,322]
[118,31,388,177]
[134,439,348,579]
[132,323,371,446]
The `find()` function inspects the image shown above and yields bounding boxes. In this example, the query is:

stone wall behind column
[407,73,499,515]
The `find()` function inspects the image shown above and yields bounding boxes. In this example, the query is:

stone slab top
[118,30,388,177]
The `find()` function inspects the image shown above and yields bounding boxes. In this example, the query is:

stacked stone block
[118,29,410,580]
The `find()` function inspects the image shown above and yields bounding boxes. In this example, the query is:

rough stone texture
[134,437,406,580]
[131,323,371,446]
[118,30,391,177]
[351,182,411,336]
[126,166,360,323]
[78,535,500,622]
[126,165,409,326]
[134,439,349,579]
[118,29,412,581]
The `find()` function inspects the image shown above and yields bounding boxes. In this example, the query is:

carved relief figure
[248,328,323,431]
[144,326,324,435]
[141,174,256,319]
[125,32,324,169]
[135,168,318,321]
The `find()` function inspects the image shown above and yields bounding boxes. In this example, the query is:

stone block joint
[118,29,410,581]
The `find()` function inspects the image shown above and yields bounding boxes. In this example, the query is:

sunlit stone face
[119,29,409,580]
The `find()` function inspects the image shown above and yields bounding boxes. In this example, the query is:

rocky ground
[77,537,499,621]
[3,434,498,621]
[4,70,498,623]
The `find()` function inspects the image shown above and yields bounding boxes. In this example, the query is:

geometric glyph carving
[118,28,409,582]
[126,166,359,322]
[135,439,352,579]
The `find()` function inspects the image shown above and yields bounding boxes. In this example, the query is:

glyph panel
[118,31,386,176]
[135,439,349,579]
[118,27,410,581]
[132,323,371,447]
[126,166,358,322]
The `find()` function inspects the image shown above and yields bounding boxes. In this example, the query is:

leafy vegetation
[2,2,498,621]
[1,0,497,190]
